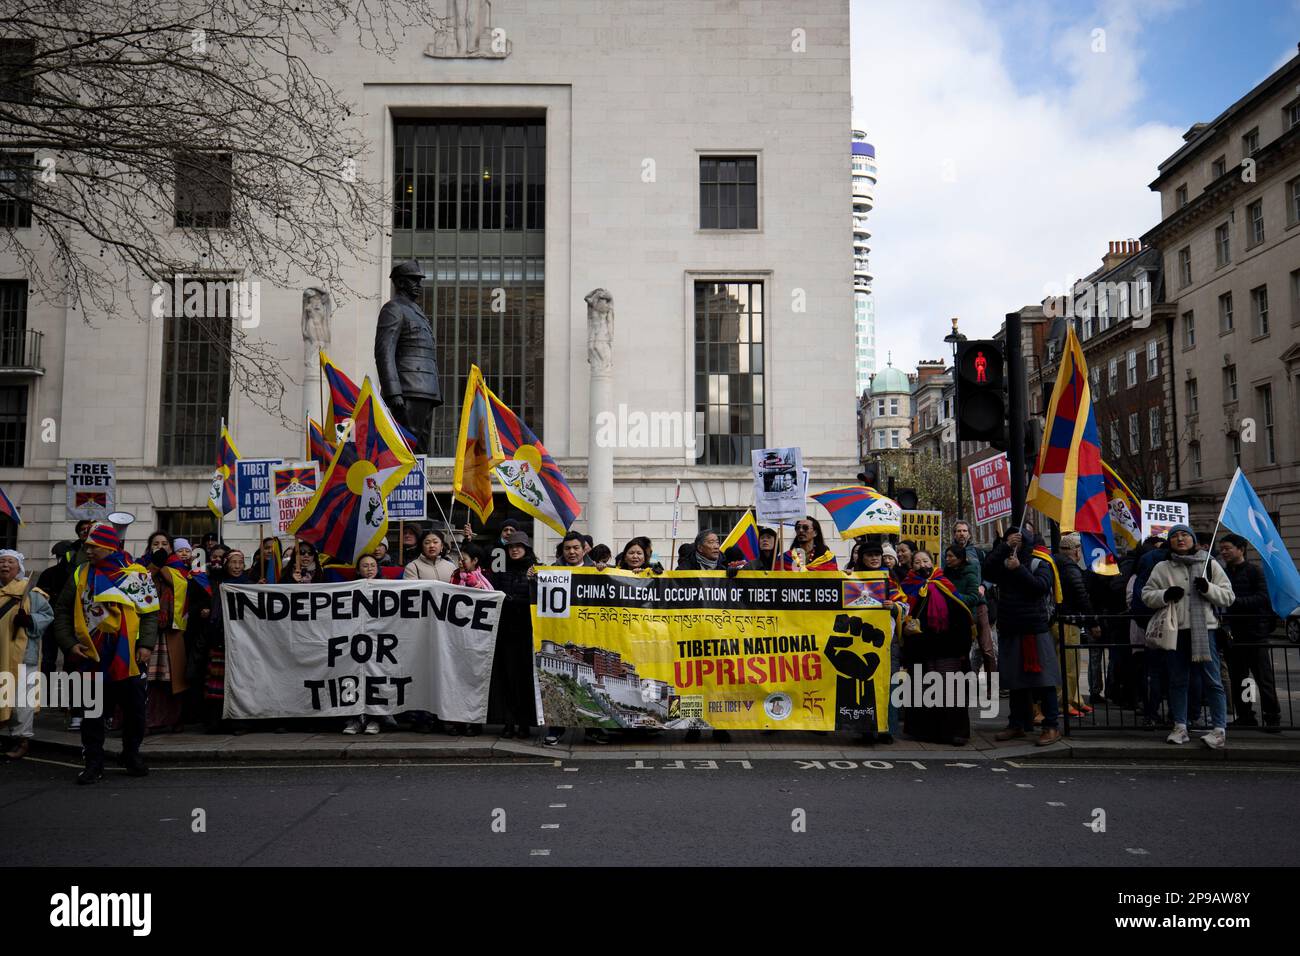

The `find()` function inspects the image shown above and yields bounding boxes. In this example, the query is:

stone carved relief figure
[302,287,332,349]
[425,0,511,58]
[585,288,613,373]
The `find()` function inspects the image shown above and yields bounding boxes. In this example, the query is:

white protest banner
[752,446,804,524]
[66,460,115,520]
[387,455,427,520]
[1140,499,1189,540]
[967,453,1011,525]
[270,461,320,535]
[221,580,503,721]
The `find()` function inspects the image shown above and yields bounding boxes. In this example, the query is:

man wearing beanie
[51,523,161,783]
[1142,523,1235,749]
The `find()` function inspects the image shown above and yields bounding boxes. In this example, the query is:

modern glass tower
[851,129,876,396]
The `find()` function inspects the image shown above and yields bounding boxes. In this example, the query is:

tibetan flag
[290,377,417,562]
[775,548,838,572]
[485,385,581,536]
[207,423,241,519]
[306,417,334,468]
[1218,468,1300,618]
[1028,328,1120,573]
[452,365,505,523]
[721,511,761,564]
[1102,460,1141,551]
[321,351,417,450]
[811,485,902,538]
[0,483,21,525]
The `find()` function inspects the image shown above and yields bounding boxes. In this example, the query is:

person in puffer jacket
[1142,523,1234,749]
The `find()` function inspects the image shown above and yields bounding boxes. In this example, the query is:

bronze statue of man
[375,260,441,453]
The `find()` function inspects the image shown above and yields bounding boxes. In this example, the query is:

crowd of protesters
[1,507,1288,782]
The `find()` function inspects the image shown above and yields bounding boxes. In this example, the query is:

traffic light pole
[1005,311,1027,526]
[943,318,966,521]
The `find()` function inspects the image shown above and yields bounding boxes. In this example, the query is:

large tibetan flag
[811,485,902,538]
[207,422,241,519]
[290,377,417,562]
[721,511,761,564]
[321,351,417,450]
[1218,467,1300,618]
[306,417,334,468]
[452,365,505,523]
[485,385,581,536]
[0,483,21,525]
[1028,327,1119,574]
[1102,461,1141,551]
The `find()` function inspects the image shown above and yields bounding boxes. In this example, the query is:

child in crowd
[452,543,493,591]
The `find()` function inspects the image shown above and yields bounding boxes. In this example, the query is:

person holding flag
[51,523,160,784]
[720,512,761,566]
[776,517,837,571]
[1218,534,1281,732]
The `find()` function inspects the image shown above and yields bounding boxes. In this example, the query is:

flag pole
[1203,468,1239,576]
[430,492,464,566]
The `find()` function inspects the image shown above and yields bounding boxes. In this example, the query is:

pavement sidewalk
[22,714,1300,764]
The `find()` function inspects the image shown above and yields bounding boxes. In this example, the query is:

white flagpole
[1203,467,1241,575]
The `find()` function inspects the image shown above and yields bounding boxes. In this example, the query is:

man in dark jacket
[374,259,441,453]
[1218,534,1280,731]
[36,520,92,683]
[1056,533,1099,714]
[986,527,1061,746]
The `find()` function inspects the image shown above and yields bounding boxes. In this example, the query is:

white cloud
[851,0,1185,377]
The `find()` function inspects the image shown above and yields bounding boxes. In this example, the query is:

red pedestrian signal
[956,340,1006,444]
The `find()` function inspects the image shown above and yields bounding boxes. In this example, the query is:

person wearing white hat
[0,550,53,760]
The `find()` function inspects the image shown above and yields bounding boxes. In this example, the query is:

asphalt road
[5,755,1297,866]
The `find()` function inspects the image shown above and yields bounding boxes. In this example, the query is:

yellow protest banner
[531,569,894,732]
[900,510,943,556]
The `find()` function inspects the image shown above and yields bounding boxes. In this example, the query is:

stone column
[585,288,615,547]
[302,287,332,429]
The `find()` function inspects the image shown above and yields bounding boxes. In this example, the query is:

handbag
[1143,602,1177,651]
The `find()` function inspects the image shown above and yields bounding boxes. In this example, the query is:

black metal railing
[1055,613,1298,733]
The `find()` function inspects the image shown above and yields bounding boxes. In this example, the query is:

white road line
[563,767,580,772]
[530,849,551,856]
[134,761,556,771]
[1005,760,1300,772]
[556,784,573,789]
[541,823,560,829]
[549,803,567,808]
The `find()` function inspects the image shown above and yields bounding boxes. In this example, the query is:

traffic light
[956,339,1006,445]
[894,487,919,511]
[858,462,880,489]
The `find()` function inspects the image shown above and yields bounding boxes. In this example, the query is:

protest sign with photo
[532,568,893,733]
[66,460,116,520]
[1141,499,1189,539]
[752,446,805,524]
[270,461,320,535]
[222,580,503,721]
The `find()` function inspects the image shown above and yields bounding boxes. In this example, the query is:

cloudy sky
[850,0,1300,374]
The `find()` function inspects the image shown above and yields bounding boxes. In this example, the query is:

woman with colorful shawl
[203,549,250,734]
[898,550,976,745]
[144,536,193,733]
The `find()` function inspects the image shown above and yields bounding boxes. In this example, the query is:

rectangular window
[174,152,232,229]
[1090,366,1100,392]
[0,151,33,229]
[0,279,28,367]
[1287,98,1300,131]
[1119,282,1130,319]
[1186,378,1198,415]
[0,385,26,467]
[158,282,233,466]
[1191,442,1202,479]
[1126,349,1137,388]
[1128,412,1140,454]
[1082,312,1093,339]
[1223,364,1238,403]
[694,280,765,465]
[890,429,900,449]
[876,399,885,416]
[1149,407,1162,449]
[1182,310,1195,348]
[0,39,36,104]
[889,398,899,416]
[1214,222,1231,267]
[699,156,757,230]
[1175,184,1188,208]
[157,509,218,546]
[1231,433,1242,469]
[1247,199,1265,247]
[1257,385,1275,465]
[1153,472,1166,497]
[1178,246,1192,287]
[1290,177,1300,226]
[1243,127,1259,156]
[1211,156,1226,179]
[1292,268,1300,325]
[699,508,750,539]
[1109,421,1121,458]
[1251,284,1269,337]
[1218,292,1233,333]
[1108,358,1118,395]
[392,120,547,456]
[1146,340,1159,379]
